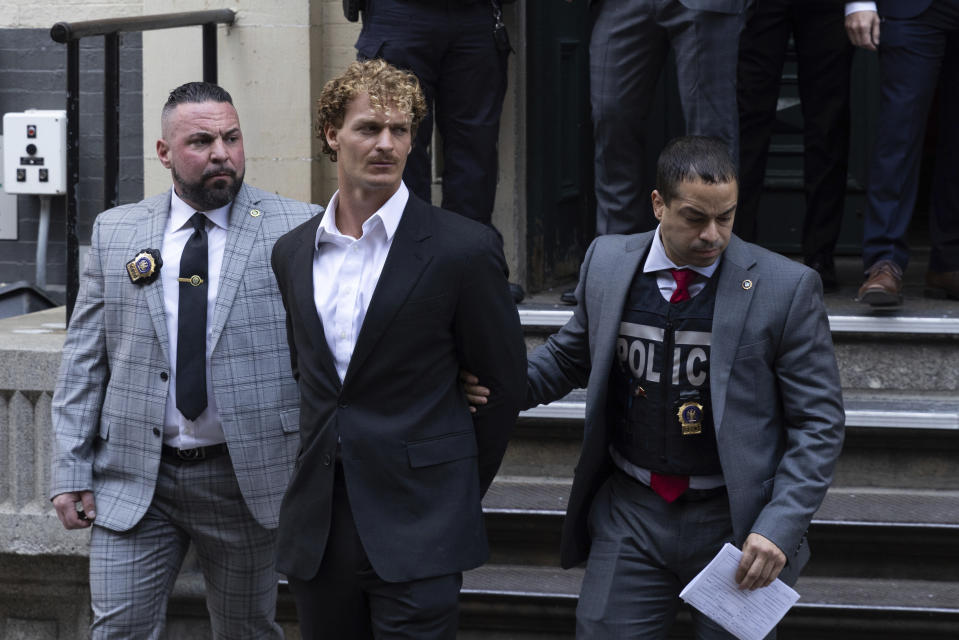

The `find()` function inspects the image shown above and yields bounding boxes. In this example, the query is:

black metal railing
[50,9,236,323]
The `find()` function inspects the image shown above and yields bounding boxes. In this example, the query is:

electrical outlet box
[3,110,67,195]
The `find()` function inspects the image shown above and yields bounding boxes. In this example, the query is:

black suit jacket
[588,0,747,13]
[878,0,932,19]
[271,193,526,583]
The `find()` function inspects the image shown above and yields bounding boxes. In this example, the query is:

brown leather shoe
[857,259,903,307]
[924,270,959,300]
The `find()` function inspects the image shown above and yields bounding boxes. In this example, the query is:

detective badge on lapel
[126,249,162,285]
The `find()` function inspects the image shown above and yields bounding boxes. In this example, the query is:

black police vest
[606,267,722,475]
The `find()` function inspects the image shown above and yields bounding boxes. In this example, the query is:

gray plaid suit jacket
[50,183,320,531]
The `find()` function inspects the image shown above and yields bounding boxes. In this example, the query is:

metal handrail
[49,9,236,324]
[50,9,236,42]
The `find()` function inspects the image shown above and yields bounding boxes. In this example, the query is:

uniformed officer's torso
[606,266,722,475]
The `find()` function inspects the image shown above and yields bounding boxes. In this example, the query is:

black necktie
[176,212,208,421]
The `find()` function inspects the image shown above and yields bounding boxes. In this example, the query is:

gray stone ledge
[0,307,66,392]
[0,512,90,557]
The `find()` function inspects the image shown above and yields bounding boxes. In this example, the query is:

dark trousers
[356,0,508,231]
[576,469,749,639]
[736,0,853,262]
[863,0,959,272]
[288,462,462,640]
[590,0,743,235]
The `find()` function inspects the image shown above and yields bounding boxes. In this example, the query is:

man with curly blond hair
[351,1,519,302]
[270,59,527,638]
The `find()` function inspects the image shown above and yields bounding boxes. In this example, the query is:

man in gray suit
[50,82,319,638]
[467,136,844,637]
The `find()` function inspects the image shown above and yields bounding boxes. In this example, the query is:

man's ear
[651,189,666,222]
[325,123,339,152]
[156,138,171,169]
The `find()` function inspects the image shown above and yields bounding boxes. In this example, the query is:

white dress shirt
[642,224,722,301]
[313,182,409,382]
[161,189,230,448]
[610,225,726,490]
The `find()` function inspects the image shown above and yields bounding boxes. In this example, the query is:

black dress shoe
[509,282,525,304]
[559,288,577,305]
[806,256,839,294]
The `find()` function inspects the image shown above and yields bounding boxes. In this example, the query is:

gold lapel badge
[249,208,261,217]
[742,279,753,290]
[177,275,205,287]
[677,401,704,435]
[126,249,162,285]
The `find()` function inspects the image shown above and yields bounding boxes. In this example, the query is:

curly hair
[316,59,427,162]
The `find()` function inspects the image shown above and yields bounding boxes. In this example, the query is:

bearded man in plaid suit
[49,81,319,638]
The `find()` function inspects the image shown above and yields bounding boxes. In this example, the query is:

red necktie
[649,268,695,502]
[669,267,694,303]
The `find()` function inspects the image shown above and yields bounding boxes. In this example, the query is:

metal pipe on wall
[36,195,51,289]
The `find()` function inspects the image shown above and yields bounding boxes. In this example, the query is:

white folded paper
[679,542,800,640]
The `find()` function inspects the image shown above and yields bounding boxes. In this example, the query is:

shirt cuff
[845,2,877,16]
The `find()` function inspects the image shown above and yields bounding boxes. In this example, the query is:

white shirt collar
[642,224,722,279]
[315,181,409,247]
[169,188,231,232]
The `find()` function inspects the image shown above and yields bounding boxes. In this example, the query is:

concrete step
[518,306,959,336]
[460,565,959,639]
[518,306,959,394]
[482,480,959,578]
[500,390,959,487]
[516,388,959,429]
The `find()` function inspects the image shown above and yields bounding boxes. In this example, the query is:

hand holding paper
[679,543,799,640]
[736,533,787,590]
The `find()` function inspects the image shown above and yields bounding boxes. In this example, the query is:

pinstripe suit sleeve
[50,217,109,498]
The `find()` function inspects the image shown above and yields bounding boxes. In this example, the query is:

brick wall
[0,28,142,290]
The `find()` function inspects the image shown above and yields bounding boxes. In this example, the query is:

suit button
[152,427,161,436]
[338,402,348,409]
[159,371,168,381]
[323,453,332,466]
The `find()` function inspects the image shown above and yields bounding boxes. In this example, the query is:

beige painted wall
[141,0,339,206]
[0,1,142,27]
[2,0,526,282]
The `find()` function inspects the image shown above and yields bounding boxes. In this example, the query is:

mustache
[369,154,399,164]
[692,242,721,251]
[203,168,236,180]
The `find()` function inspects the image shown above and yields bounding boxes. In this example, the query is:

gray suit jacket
[527,232,845,585]
[50,184,320,531]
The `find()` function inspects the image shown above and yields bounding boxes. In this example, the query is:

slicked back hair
[161,82,234,132]
[656,136,738,205]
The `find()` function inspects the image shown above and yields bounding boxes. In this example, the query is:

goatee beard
[172,166,244,210]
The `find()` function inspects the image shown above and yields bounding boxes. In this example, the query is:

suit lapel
[342,197,432,387]
[291,216,341,386]
[591,233,649,389]
[710,235,757,433]
[209,185,262,349]
[135,193,171,362]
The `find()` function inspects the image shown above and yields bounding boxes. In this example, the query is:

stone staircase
[459,293,959,639]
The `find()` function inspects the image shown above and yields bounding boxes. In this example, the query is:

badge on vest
[676,393,705,436]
